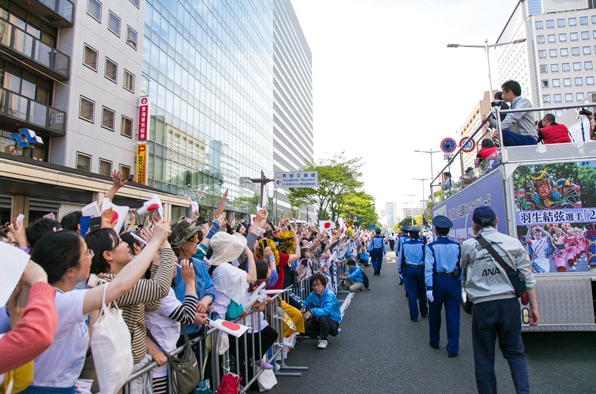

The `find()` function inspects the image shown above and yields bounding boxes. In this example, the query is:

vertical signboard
[137,96,149,141]
[136,143,147,185]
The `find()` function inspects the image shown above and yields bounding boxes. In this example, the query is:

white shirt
[32,290,89,388]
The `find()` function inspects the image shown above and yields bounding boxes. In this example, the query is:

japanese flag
[318,220,335,233]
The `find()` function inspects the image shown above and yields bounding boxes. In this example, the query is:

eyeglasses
[187,234,198,243]
[84,249,95,259]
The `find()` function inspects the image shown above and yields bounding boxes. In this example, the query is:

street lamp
[405,193,416,226]
[446,38,527,98]
[414,149,442,189]
[412,177,430,207]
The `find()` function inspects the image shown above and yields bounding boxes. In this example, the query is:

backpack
[361,270,370,289]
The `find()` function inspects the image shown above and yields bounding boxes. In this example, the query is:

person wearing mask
[398,227,427,322]
[367,228,386,276]
[424,216,461,358]
[460,206,539,393]
[489,80,538,146]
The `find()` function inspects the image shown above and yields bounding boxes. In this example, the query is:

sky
[291,0,521,215]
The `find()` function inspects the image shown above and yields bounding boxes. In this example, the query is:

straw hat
[208,232,247,266]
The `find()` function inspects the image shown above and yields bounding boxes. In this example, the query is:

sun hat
[169,220,201,247]
[208,231,247,266]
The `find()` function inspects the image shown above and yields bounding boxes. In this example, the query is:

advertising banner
[136,143,147,185]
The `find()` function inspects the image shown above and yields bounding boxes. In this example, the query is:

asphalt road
[271,251,596,394]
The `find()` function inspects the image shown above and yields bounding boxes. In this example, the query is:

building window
[585,61,593,70]
[577,92,585,101]
[539,64,548,73]
[571,47,580,55]
[569,17,577,26]
[565,93,573,102]
[593,15,596,24]
[83,45,98,71]
[87,0,102,22]
[548,34,556,43]
[124,70,135,92]
[79,97,94,122]
[593,30,596,39]
[573,62,581,71]
[108,11,121,37]
[99,159,112,177]
[119,164,131,180]
[129,0,140,7]
[551,64,559,72]
[563,78,572,87]
[583,46,591,55]
[537,35,545,43]
[126,26,138,49]
[105,58,117,82]
[543,95,551,103]
[535,21,543,29]
[77,153,91,172]
[575,77,583,86]
[580,16,588,25]
[562,63,570,71]
[587,76,595,85]
[582,31,590,40]
[570,32,578,41]
[549,49,557,57]
[559,33,567,42]
[556,19,565,27]
[560,48,569,56]
[554,94,562,102]
[552,79,561,87]
[102,107,115,130]
[541,80,549,88]
[538,50,546,58]
[546,20,555,28]
[121,115,133,138]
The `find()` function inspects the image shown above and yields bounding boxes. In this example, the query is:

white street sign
[274,171,318,188]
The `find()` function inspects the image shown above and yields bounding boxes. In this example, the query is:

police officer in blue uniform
[396,228,410,286]
[424,215,461,358]
[367,228,386,275]
[398,226,427,321]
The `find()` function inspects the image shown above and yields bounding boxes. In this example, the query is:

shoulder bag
[91,282,133,394]
[475,235,527,297]
[148,325,200,394]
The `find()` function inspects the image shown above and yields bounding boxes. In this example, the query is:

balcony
[26,0,74,27]
[0,20,70,80]
[0,88,66,136]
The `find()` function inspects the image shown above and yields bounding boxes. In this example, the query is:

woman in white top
[21,221,171,393]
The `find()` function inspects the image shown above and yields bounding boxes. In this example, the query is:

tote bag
[90,283,133,394]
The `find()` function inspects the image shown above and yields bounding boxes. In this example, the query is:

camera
[579,108,593,116]
[491,100,504,107]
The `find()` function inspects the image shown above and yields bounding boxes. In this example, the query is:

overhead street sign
[274,171,318,188]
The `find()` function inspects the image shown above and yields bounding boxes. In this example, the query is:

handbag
[90,282,133,394]
[257,368,277,392]
[475,235,527,297]
[148,326,200,394]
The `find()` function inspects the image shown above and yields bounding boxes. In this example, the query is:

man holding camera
[489,80,538,147]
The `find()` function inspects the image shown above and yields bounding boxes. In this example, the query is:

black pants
[304,315,339,340]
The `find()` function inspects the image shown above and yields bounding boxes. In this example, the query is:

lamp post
[413,177,430,224]
[446,38,527,98]
[405,193,417,226]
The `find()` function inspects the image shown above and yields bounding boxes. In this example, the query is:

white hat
[208,232,247,266]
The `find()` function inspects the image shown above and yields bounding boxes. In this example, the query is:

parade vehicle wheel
[461,275,473,314]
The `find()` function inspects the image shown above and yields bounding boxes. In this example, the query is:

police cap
[432,215,453,229]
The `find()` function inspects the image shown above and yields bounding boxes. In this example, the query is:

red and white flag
[207,318,249,338]
[318,220,335,233]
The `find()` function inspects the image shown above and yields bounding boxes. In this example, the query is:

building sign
[136,143,147,185]
[137,96,150,141]
[274,171,318,188]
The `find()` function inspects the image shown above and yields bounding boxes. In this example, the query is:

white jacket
[460,227,536,304]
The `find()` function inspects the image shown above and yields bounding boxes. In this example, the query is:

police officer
[424,215,461,358]
[396,228,410,286]
[398,226,427,321]
[367,228,386,275]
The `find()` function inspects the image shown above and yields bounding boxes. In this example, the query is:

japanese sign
[274,171,318,188]
[137,96,149,141]
[136,143,147,185]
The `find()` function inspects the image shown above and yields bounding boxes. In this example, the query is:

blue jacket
[398,238,425,274]
[346,265,364,284]
[303,289,341,323]
[173,256,216,334]
[367,235,386,253]
[424,236,462,289]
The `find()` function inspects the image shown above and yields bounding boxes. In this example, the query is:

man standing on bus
[425,215,461,358]
[460,206,540,394]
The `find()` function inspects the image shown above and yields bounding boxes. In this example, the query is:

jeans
[472,298,529,394]
[502,129,537,147]
[305,315,339,340]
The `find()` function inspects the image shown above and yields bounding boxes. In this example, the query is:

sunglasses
[187,234,198,243]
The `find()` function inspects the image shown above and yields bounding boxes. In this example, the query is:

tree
[339,191,377,229]
[288,153,377,225]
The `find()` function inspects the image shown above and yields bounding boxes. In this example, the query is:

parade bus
[431,104,596,332]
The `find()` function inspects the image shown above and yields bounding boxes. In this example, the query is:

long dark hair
[85,228,120,274]
[31,230,82,284]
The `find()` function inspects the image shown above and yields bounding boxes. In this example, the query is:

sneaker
[317,339,328,349]
[251,359,274,370]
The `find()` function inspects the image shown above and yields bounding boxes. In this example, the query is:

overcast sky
[291,0,521,213]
